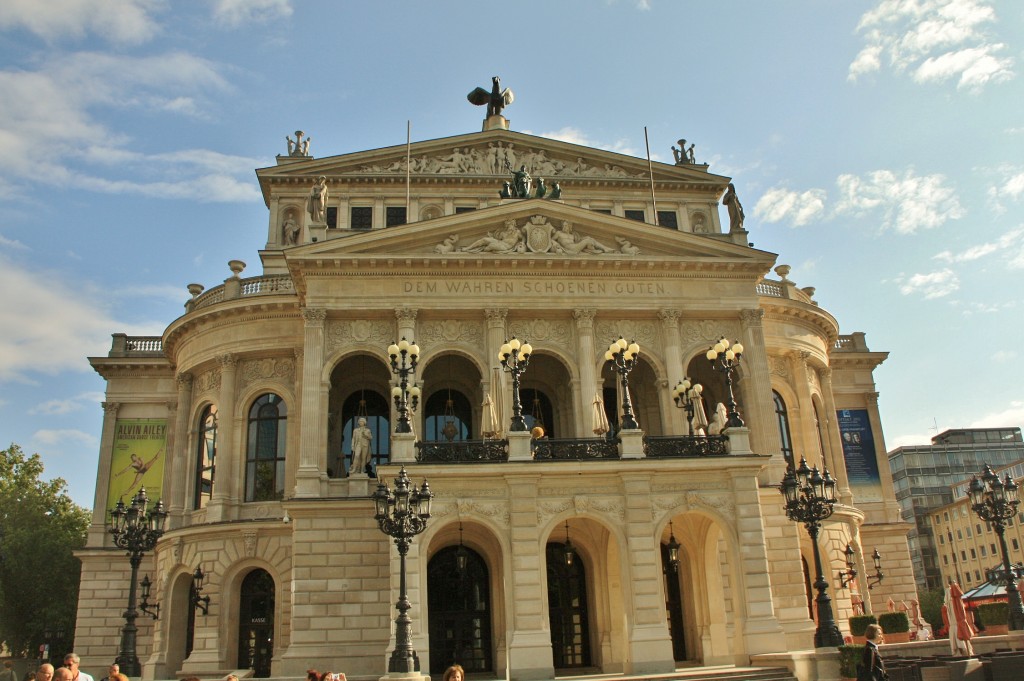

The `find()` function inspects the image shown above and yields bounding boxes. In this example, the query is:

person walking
[859,624,888,681]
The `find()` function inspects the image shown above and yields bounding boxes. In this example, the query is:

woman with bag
[859,624,888,681]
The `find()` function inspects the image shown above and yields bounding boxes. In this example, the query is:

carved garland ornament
[194,368,221,394]
[419,320,484,344]
[239,358,296,388]
[651,492,735,519]
[508,319,571,348]
[595,320,658,349]
[326,320,392,350]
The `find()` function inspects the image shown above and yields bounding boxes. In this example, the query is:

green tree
[918,586,946,634]
[0,444,90,656]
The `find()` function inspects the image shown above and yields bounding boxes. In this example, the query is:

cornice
[761,300,840,345]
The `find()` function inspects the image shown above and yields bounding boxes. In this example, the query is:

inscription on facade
[403,279,666,296]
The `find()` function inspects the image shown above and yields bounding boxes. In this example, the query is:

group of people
[33,655,119,681]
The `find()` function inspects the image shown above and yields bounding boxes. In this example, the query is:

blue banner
[837,409,883,502]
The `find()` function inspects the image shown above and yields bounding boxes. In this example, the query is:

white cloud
[897,268,960,298]
[933,227,1024,263]
[992,350,1017,362]
[0,234,28,250]
[32,429,98,447]
[888,431,936,449]
[753,187,827,226]
[834,169,964,234]
[212,0,292,27]
[0,254,164,382]
[849,0,1013,90]
[968,401,1024,429]
[30,392,105,415]
[0,0,160,45]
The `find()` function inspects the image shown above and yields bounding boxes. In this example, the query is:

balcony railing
[416,439,509,463]
[643,435,729,458]
[533,437,620,461]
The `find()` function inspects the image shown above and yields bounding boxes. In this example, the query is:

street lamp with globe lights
[605,337,641,430]
[780,457,844,647]
[373,467,434,673]
[498,337,533,432]
[706,336,744,428]
[109,486,167,676]
[967,464,1024,630]
[387,338,420,433]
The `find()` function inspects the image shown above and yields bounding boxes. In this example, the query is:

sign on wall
[837,409,883,502]
[107,419,168,515]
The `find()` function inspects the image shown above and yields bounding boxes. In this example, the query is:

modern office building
[75,100,915,680]
[888,428,1024,589]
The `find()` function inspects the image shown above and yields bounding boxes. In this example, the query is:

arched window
[245,394,287,502]
[424,390,472,442]
[194,404,217,510]
[521,388,555,437]
[340,391,390,476]
[773,390,794,468]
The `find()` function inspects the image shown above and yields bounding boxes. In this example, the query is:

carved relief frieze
[768,355,790,379]
[194,368,221,394]
[239,357,296,388]
[446,216,635,256]
[356,143,647,180]
[651,491,735,519]
[243,530,258,558]
[680,320,740,346]
[651,480,728,493]
[508,318,571,349]
[433,499,510,527]
[419,320,484,345]
[326,319,392,350]
[595,320,657,348]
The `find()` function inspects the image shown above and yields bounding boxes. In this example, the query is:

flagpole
[644,126,658,226]
[405,120,411,218]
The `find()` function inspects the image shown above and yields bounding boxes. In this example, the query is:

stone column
[167,372,193,526]
[819,367,853,505]
[88,401,120,545]
[296,308,327,498]
[738,309,783,482]
[621,474,676,674]
[573,308,597,438]
[506,476,554,681]
[789,351,818,465]
[658,310,685,434]
[206,354,237,522]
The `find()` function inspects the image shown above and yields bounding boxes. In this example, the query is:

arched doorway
[237,569,275,677]
[427,546,493,673]
[546,542,592,669]
[661,543,686,663]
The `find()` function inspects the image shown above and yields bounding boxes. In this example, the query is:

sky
[1,0,1022,508]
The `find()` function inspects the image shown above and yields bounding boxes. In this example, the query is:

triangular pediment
[284,201,774,268]
[257,129,729,204]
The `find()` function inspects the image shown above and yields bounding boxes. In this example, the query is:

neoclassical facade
[77,114,915,681]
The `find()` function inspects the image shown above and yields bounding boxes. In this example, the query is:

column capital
[739,308,765,328]
[166,400,178,414]
[484,308,508,325]
[866,391,880,405]
[394,307,418,323]
[657,309,681,325]
[572,308,596,326]
[820,366,833,382]
[293,347,304,363]
[102,401,120,416]
[217,352,238,368]
[302,308,327,325]
[176,371,193,390]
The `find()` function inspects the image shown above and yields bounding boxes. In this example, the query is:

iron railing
[415,439,508,463]
[533,437,619,461]
[643,435,729,458]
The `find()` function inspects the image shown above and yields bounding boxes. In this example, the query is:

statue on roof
[307,176,328,223]
[287,130,311,157]
[468,76,515,118]
[722,183,745,233]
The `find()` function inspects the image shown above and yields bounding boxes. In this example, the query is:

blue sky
[1,0,1022,507]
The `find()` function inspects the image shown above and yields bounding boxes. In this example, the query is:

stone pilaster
[819,367,853,505]
[788,351,818,464]
[658,309,685,434]
[573,308,597,437]
[206,354,237,521]
[167,372,193,526]
[296,308,327,497]
[738,309,783,481]
[88,401,120,545]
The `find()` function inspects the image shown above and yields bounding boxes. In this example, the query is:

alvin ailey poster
[106,419,167,516]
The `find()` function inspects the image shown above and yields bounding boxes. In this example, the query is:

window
[350,206,372,230]
[957,529,962,540]
[970,548,976,559]
[624,209,645,222]
[966,526,972,537]
[813,402,826,460]
[943,555,949,565]
[326,206,338,229]
[593,209,612,215]
[1014,538,1020,551]
[454,206,476,214]
[961,550,967,561]
[340,390,390,477]
[944,512,949,521]
[245,393,287,502]
[992,543,997,554]
[386,206,407,226]
[977,524,983,534]
[656,211,678,229]
[939,534,945,545]
[975,570,981,581]
[193,404,217,510]
[424,390,472,442]
[773,391,794,468]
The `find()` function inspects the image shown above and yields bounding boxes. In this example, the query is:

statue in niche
[460,219,525,253]
[551,221,615,254]
[283,217,300,245]
[467,76,515,117]
[722,182,745,233]
[286,130,311,157]
[307,176,328,223]
[349,417,373,476]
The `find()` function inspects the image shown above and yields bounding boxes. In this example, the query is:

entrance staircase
[553,667,797,681]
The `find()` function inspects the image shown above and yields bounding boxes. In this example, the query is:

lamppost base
[814,624,845,649]
[379,673,430,681]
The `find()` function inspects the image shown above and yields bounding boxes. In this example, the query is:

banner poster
[107,419,168,516]
[837,409,883,502]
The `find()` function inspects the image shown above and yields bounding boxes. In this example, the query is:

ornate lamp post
[190,566,211,615]
[109,487,167,676]
[706,336,744,428]
[498,336,533,432]
[373,467,434,673]
[388,338,420,433]
[866,549,884,590]
[838,544,857,589]
[967,464,1024,630]
[671,378,703,435]
[780,457,844,647]
[605,337,640,430]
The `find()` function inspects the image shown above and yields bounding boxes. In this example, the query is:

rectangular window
[944,512,949,521]
[455,206,476,214]
[1014,538,1020,551]
[961,550,967,561]
[624,209,646,222]
[386,206,407,227]
[975,570,981,581]
[939,534,945,545]
[593,208,612,215]
[957,529,963,540]
[350,206,372,230]
[966,527,972,537]
[326,206,338,229]
[981,545,987,556]
[992,543,998,553]
[943,555,949,565]
[977,524,983,534]
[970,548,976,558]
[656,210,678,229]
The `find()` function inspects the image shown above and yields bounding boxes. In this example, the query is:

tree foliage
[918,586,946,634]
[0,444,90,656]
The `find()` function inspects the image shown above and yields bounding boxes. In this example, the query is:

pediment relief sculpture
[438,216,638,256]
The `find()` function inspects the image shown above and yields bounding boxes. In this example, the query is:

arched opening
[521,353,574,437]
[660,543,686,662]
[420,352,484,441]
[163,571,193,676]
[546,541,592,669]
[245,394,287,502]
[773,390,795,468]
[427,546,493,673]
[193,404,217,510]
[599,355,664,435]
[237,569,275,677]
[521,388,555,437]
[339,390,390,476]
[328,354,393,477]
[424,390,473,442]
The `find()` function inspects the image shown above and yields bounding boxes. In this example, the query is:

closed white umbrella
[592,391,611,435]
[482,391,500,439]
